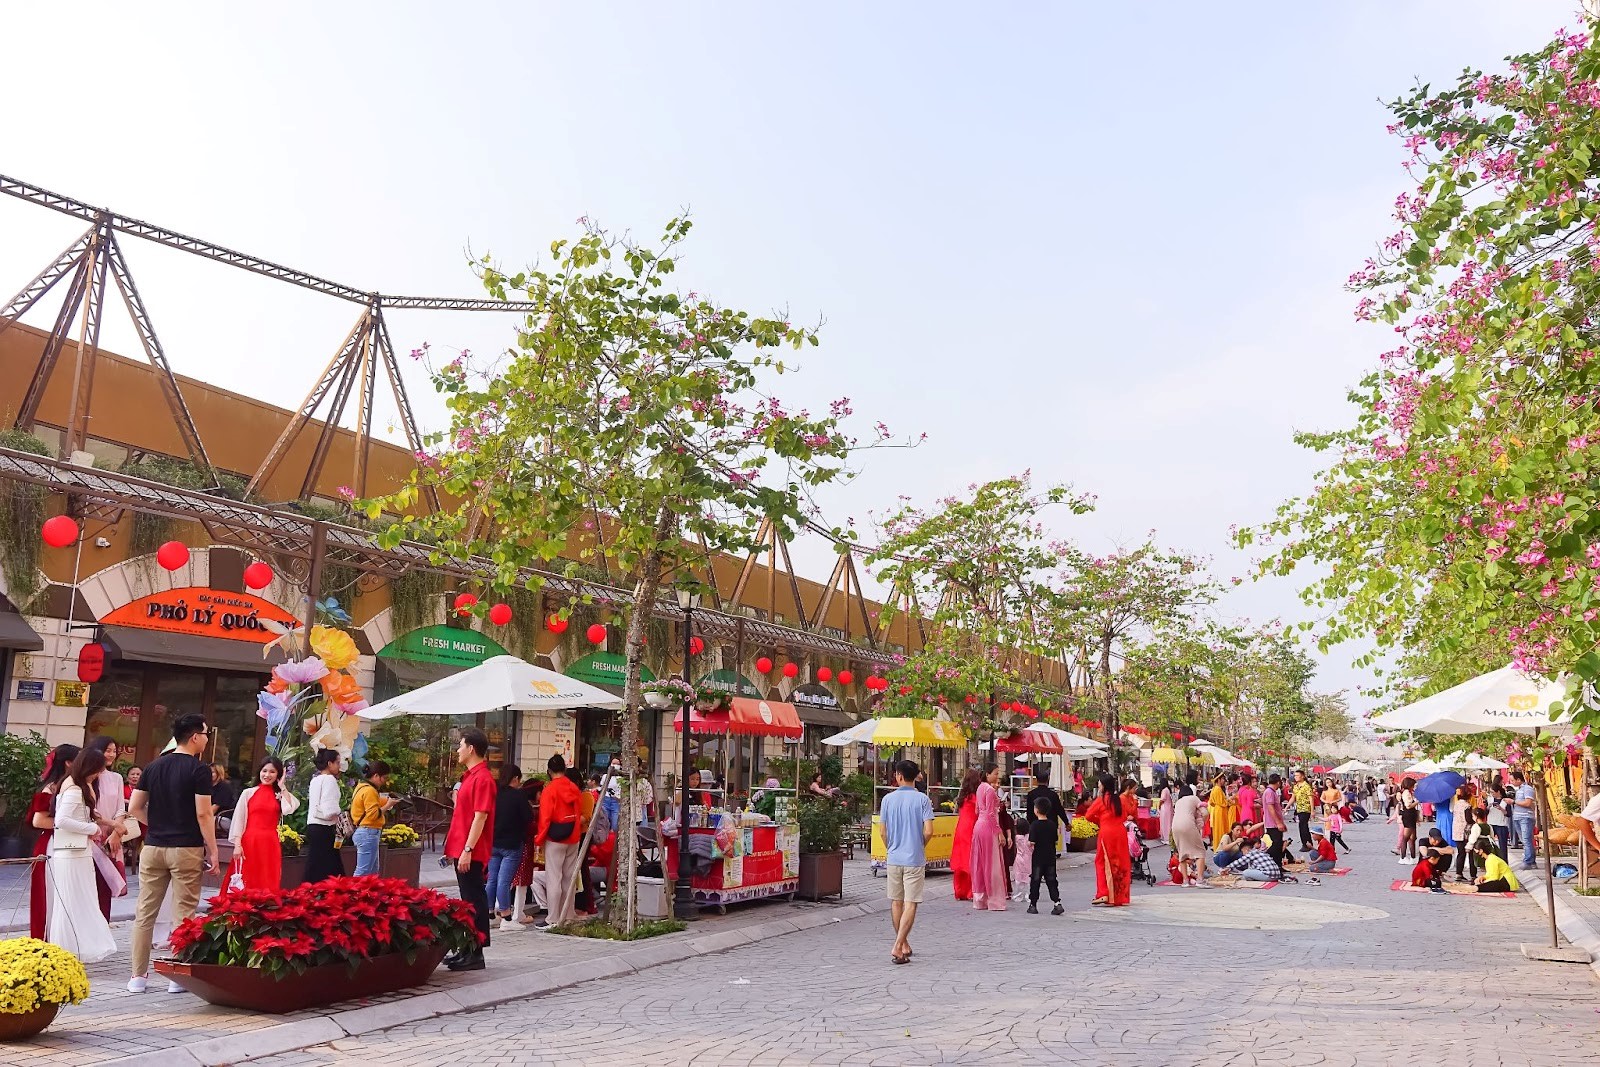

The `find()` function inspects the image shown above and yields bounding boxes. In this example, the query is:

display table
[663,821,798,910]
[1136,812,1161,841]
[869,812,957,875]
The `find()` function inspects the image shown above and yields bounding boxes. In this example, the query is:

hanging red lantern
[689,636,705,656]
[898,685,911,696]
[77,641,107,683]
[41,515,78,548]
[453,592,479,617]
[586,623,607,645]
[546,614,569,634]
[488,603,513,626]
[155,541,189,571]
[782,662,799,679]
[242,561,274,590]
[816,666,832,683]
[963,694,976,704]
[755,656,774,674]
[837,669,853,686]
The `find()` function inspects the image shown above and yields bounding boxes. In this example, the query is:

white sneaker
[1398,856,1413,865]
[167,980,185,994]
[127,976,148,993]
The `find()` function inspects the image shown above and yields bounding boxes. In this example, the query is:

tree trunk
[1099,632,1118,766]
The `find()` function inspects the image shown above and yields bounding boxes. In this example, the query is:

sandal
[891,952,910,964]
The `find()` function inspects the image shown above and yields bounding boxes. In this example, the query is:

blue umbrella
[1412,771,1466,806]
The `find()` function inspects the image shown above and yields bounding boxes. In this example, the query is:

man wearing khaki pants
[127,713,217,993]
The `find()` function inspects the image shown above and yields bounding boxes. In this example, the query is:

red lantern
[488,603,513,626]
[755,656,774,674]
[155,540,189,571]
[999,701,1011,712]
[242,561,274,590]
[453,592,478,617]
[964,694,976,704]
[898,685,911,696]
[689,636,705,656]
[41,515,78,548]
[838,670,853,686]
[546,614,569,634]
[586,623,607,645]
[816,667,832,683]
[782,662,799,679]
[77,641,107,684]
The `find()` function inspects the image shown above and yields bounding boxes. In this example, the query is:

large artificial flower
[274,657,328,686]
[320,670,364,707]
[257,690,289,727]
[309,625,359,671]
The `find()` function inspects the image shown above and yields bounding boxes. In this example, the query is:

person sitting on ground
[1306,830,1338,873]
[1218,840,1283,883]
[1411,848,1444,891]
[1420,827,1455,860]
[1212,828,1246,871]
[1471,839,1520,893]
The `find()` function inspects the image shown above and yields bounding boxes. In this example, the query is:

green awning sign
[697,669,762,698]
[566,651,655,689]
[378,625,508,668]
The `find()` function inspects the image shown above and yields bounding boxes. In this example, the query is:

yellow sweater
[351,783,386,830]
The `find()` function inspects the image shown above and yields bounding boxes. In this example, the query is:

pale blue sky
[0,2,1579,709]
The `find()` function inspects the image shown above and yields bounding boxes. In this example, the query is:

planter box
[155,944,448,1013]
[0,1002,59,1041]
[380,847,423,886]
[796,850,844,901]
[1066,835,1098,853]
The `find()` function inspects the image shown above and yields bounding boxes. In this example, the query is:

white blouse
[49,784,101,851]
[307,774,342,826]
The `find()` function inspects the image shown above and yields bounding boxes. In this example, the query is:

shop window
[83,668,145,771]
[212,673,264,790]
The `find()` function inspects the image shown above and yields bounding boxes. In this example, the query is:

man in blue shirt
[1510,770,1539,870]
[880,759,934,965]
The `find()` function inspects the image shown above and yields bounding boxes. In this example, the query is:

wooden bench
[842,823,871,860]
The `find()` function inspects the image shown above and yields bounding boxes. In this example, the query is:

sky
[0,2,1581,713]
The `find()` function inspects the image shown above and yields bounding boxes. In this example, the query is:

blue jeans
[352,827,381,876]
[602,796,621,836]
[488,846,521,912]
[1514,818,1537,867]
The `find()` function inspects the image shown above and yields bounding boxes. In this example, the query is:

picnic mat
[1283,864,1353,876]
[1157,878,1277,890]
[1388,879,1517,898]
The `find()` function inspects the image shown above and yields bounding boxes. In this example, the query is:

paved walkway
[245,817,1600,1067]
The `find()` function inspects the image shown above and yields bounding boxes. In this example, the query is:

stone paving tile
[250,817,1600,1067]
[13,855,896,1066]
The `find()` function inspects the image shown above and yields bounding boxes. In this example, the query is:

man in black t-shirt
[1024,764,1070,855]
[1026,797,1064,915]
[127,713,217,993]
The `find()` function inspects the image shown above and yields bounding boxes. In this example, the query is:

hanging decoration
[546,614,569,634]
[816,667,832,682]
[77,641,107,683]
[156,541,189,571]
[41,515,79,548]
[242,561,274,590]
[782,662,799,679]
[755,656,774,674]
[837,670,853,686]
[452,592,479,617]
[688,636,705,656]
[586,623,607,645]
[488,603,513,626]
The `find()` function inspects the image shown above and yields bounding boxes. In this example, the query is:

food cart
[819,716,968,875]
[666,697,803,910]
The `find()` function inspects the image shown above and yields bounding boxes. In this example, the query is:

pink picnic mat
[1389,879,1516,898]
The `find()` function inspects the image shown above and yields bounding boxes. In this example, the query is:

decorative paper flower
[274,657,328,686]
[310,626,359,671]
[320,671,364,707]
[265,674,289,695]
[257,690,289,725]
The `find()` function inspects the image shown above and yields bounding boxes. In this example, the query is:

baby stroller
[1127,824,1158,887]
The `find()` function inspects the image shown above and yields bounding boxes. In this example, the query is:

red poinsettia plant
[169,877,480,978]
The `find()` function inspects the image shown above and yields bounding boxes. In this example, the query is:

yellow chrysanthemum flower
[309,625,359,671]
[0,938,90,1013]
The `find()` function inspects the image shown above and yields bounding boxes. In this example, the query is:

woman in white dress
[48,747,119,963]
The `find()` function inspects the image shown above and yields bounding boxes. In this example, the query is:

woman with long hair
[1395,776,1421,862]
[1084,773,1132,906]
[47,747,117,962]
[1207,774,1235,849]
[302,749,345,883]
[1157,773,1174,846]
[949,767,982,901]
[228,756,301,890]
[85,736,130,920]
[27,744,78,939]
[511,776,547,924]
[969,764,1008,911]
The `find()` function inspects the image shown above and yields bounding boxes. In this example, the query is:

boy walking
[880,759,933,965]
[1027,797,1063,915]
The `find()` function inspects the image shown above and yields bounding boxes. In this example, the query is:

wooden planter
[0,1002,60,1041]
[796,850,844,901]
[1066,835,1098,853]
[380,847,423,886]
[155,944,449,1013]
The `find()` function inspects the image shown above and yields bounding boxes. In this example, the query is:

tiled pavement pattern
[250,818,1600,1067]
[15,856,912,1065]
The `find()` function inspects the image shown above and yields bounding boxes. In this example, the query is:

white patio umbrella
[1454,752,1510,771]
[1370,665,1574,735]
[1403,758,1442,775]
[360,654,625,720]
[1330,759,1372,774]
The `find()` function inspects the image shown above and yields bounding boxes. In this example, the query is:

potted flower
[641,678,695,710]
[795,800,852,900]
[0,731,48,859]
[379,823,423,886]
[695,690,732,712]
[155,876,478,1012]
[1067,816,1098,853]
[0,938,90,1040]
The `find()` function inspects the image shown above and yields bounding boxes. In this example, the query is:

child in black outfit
[1027,798,1063,915]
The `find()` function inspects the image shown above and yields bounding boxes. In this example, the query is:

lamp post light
[674,587,702,921]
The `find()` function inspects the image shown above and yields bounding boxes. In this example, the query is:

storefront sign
[100,586,300,643]
[566,651,654,690]
[378,624,508,668]
[790,681,841,711]
[553,708,576,762]
[13,679,46,702]
[697,669,762,698]
[54,681,90,707]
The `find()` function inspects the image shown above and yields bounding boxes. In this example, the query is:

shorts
[886,864,926,903]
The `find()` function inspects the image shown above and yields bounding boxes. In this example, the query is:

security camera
[94,537,111,548]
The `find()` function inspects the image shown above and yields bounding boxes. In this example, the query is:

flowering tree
[1238,20,1600,745]
[366,218,880,921]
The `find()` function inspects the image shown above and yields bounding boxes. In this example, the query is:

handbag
[546,820,576,843]
[91,842,128,897]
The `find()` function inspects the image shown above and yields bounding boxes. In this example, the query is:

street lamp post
[674,588,702,921]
